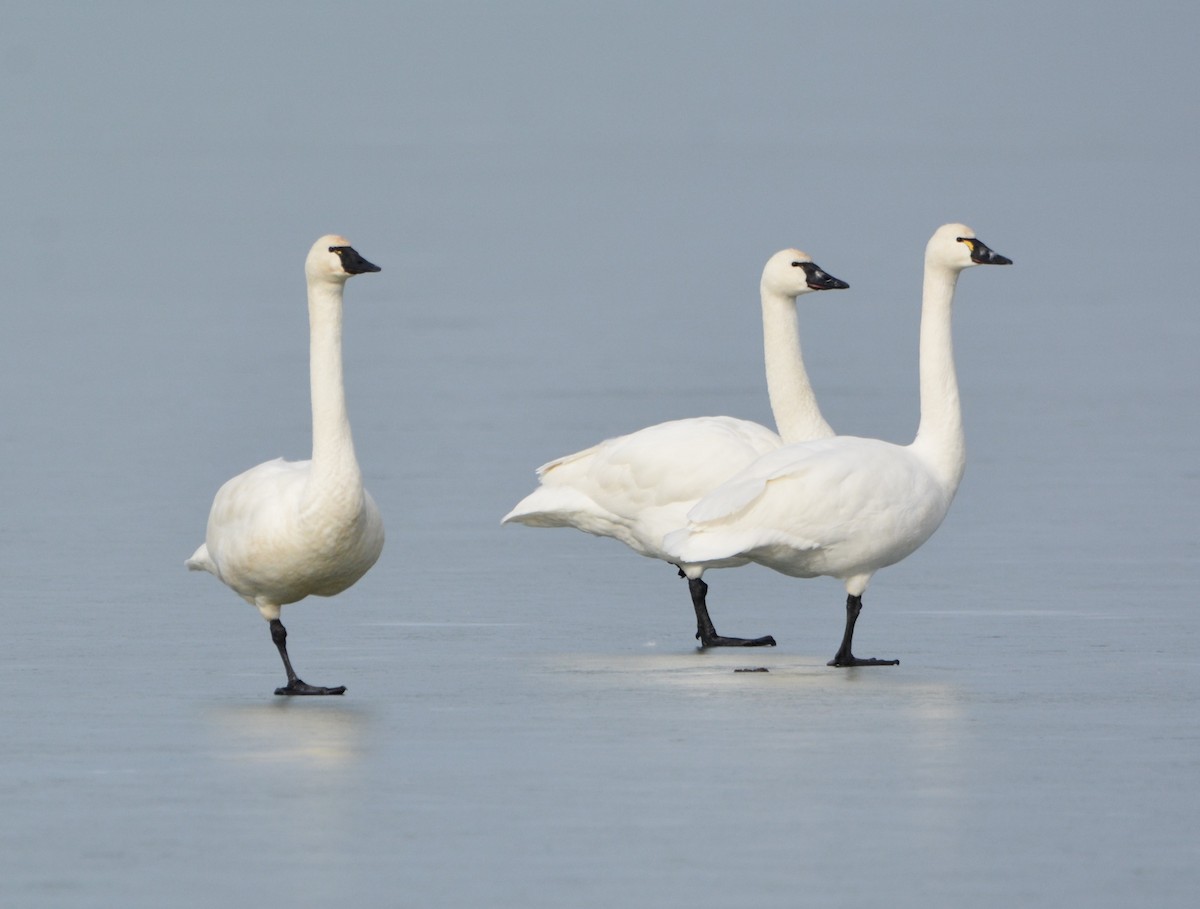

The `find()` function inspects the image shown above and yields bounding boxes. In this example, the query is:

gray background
[2,2,1197,907]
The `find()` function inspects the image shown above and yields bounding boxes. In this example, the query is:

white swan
[663,224,1011,666]
[187,235,384,695]
[502,250,848,647]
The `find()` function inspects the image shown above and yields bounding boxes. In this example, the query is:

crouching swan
[503,250,848,647]
[187,235,384,695]
[664,224,1011,666]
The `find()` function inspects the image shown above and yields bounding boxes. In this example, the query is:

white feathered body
[664,436,955,590]
[503,415,782,567]
[187,457,384,608]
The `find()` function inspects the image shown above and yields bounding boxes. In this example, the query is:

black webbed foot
[269,618,347,696]
[274,680,347,696]
[687,576,776,648]
[827,655,898,667]
[827,594,898,668]
[698,631,777,648]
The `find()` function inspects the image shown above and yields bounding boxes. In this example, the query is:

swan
[187,235,384,695]
[502,249,848,647]
[663,224,1011,666]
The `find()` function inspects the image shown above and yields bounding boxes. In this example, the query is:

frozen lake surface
[6,564,1198,908]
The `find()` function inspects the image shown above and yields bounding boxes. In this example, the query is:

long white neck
[761,286,833,443]
[306,278,363,497]
[910,260,965,492]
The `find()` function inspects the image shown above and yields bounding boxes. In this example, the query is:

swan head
[927,223,1012,270]
[305,234,382,283]
[761,249,849,299]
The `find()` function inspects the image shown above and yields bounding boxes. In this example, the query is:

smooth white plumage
[187,235,384,695]
[503,249,849,646]
[664,224,1010,666]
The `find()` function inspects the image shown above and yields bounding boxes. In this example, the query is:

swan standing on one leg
[503,250,848,647]
[187,235,384,695]
[664,224,1011,666]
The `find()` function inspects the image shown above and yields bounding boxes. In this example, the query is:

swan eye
[957,237,973,247]
[791,261,802,268]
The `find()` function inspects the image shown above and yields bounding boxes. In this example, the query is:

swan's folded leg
[827,594,898,667]
[687,576,777,648]
[270,618,347,696]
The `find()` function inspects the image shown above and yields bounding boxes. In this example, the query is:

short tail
[185,544,216,574]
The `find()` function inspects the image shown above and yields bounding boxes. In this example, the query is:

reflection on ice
[539,650,968,711]
[204,701,368,767]
[542,651,827,685]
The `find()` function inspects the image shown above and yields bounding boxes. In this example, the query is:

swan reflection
[205,701,368,767]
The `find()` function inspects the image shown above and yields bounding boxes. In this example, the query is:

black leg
[686,575,776,648]
[270,618,347,695]
[828,594,898,667]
